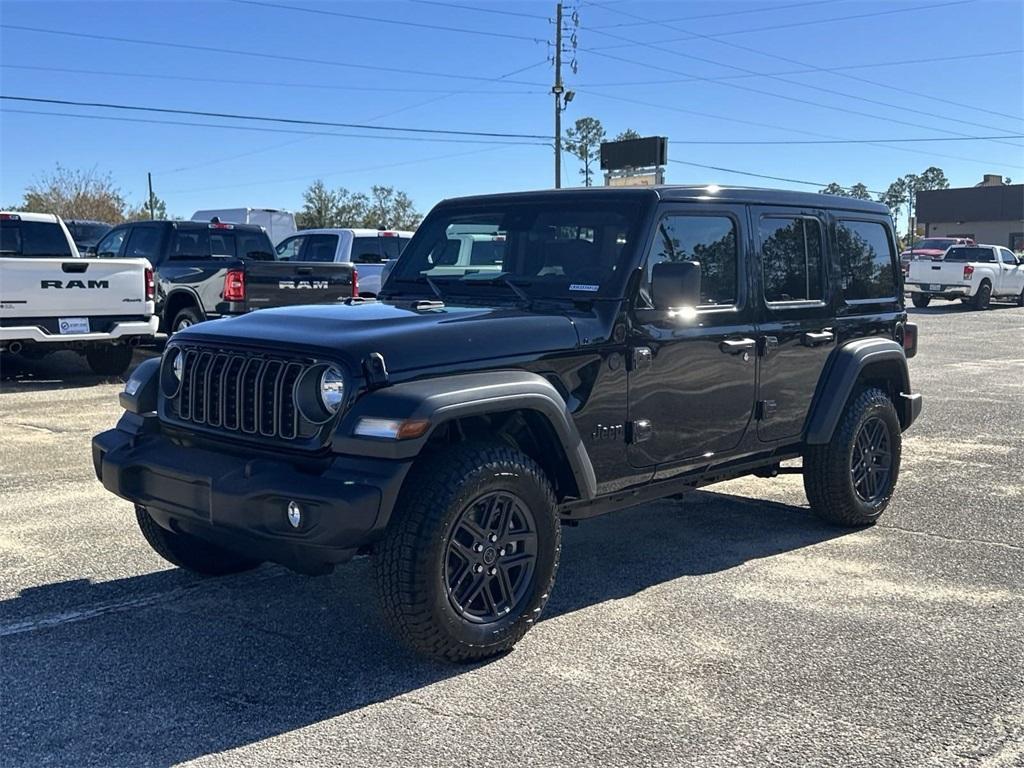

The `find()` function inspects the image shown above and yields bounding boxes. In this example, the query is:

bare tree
[20,165,128,222]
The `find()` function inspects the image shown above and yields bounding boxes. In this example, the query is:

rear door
[751,206,835,443]
[246,232,356,307]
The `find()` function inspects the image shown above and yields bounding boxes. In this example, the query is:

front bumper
[93,416,412,573]
[1,317,159,344]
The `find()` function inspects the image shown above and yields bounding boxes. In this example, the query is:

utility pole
[553,2,563,189]
[147,172,156,220]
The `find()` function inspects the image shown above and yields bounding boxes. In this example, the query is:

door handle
[719,338,756,354]
[296,267,313,274]
[802,330,835,346]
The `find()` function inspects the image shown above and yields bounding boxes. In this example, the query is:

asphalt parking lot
[1,300,1022,768]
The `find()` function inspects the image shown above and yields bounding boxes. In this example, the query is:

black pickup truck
[91,220,357,333]
[94,186,921,662]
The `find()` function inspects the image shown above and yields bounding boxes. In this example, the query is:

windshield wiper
[461,272,533,307]
[423,274,447,302]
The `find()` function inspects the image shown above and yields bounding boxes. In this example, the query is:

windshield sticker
[569,283,600,292]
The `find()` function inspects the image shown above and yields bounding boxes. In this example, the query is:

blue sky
[1,0,1022,222]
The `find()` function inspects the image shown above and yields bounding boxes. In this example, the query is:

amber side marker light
[354,418,431,440]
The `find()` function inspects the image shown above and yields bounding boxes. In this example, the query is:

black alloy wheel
[444,491,537,623]
[849,416,893,503]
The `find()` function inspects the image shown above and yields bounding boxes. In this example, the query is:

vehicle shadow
[0,349,158,392]
[0,490,847,766]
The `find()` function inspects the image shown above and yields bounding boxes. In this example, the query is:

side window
[646,215,738,307]
[998,248,1017,265]
[124,227,161,261]
[297,234,339,262]
[275,236,304,261]
[760,216,824,303]
[351,237,383,264]
[835,220,897,301]
[95,228,127,259]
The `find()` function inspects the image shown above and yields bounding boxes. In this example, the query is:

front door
[627,205,757,468]
[751,206,835,443]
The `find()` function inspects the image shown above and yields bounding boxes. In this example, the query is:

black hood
[177,301,581,374]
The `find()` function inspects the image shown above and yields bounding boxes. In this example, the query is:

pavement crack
[877,523,1023,552]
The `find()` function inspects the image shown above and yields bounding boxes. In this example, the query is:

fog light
[287,500,302,529]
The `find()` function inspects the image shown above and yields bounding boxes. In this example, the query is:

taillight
[902,322,918,359]
[144,267,155,301]
[351,267,359,298]
[963,264,974,280]
[223,269,246,301]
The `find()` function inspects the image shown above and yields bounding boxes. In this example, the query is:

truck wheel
[135,505,261,575]
[911,294,931,308]
[171,306,203,333]
[1017,287,1024,308]
[85,345,134,377]
[375,442,560,662]
[972,281,992,310]
[804,387,901,527]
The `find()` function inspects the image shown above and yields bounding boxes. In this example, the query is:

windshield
[913,239,957,250]
[385,200,645,300]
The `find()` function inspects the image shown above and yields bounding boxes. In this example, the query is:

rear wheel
[972,281,992,310]
[171,306,203,333]
[85,345,134,376]
[135,505,262,575]
[911,294,931,308]
[375,442,560,662]
[1017,287,1024,307]
[804,387,901,527]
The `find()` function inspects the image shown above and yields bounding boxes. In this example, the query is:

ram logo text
[279,279,329,289]
[40,279,109,289]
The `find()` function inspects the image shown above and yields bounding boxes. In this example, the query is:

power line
[667,159,886,195]
[584,0,973,45]
[660,135,1024,145]
[0,63,546,95]
[408,0,550,21]
[585,0,842,29]
[0,95,554,140]
[226,0,545,42]
[573,49,1024,89]
[0,24,551,86]
[583,1,1023,125]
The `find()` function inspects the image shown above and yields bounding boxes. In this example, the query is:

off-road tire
[135,505,262,575]
[374,442,560,662]
[171,306,203,333]
[972,281,992,310]
[804,387,901,527]
[911,294,931,308]
[1017,287,1024,308]
[85,345,134,377]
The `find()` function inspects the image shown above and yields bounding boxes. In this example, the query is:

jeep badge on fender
[92,186,921,662]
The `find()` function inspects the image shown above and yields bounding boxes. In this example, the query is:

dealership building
[916,175,1024,252]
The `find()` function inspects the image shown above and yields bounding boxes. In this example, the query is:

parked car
[906,244,1024,308]
[64,219,113,253]
[274,228,413,296]
[92,220,356,334]
[899,236,974,270]
[0,212,156,375]
[93,186,921,662]
[191,208,297,244]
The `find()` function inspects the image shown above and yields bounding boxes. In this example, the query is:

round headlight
[172,351,184,381]
[319,366,345,414]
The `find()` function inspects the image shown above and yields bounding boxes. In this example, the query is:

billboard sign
[600,136,668,171]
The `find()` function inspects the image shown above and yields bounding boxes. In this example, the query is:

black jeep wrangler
[93,187,921,661]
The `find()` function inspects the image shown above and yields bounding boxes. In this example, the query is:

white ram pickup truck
[1,212,158,375]
[906,244,1024,309]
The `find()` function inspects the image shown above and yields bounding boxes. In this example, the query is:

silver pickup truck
[273,228,413,297]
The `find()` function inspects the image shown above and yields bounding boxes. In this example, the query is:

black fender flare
[804,337,920,444]
[161,288,207,330]
[332,370,598,500]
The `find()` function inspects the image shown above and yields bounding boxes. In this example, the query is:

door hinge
[628,346,653,371]
[627,419,653,443]
[756,400,777,420]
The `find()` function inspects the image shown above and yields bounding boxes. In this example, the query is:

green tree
[296,179,339,229]
[614,128,641,141]
[335,188,370,227]
[20,164,128,223]
[820,182,850,196]
[362,185,420,230]
[848,183,872,200]
[565,116,606,186]
[819,181,871,199]
[126,194,167,221]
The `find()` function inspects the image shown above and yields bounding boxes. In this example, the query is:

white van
[190,208,297,244]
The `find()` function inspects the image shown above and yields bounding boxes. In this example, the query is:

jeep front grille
[172,348,309,441]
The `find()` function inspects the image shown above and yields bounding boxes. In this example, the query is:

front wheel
[135,505,262,575]
[804,387,902,527]
[85,345,134,376]
[911,294,931,308]
[375,442,560,662]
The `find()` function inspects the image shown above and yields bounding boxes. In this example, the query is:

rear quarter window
[835,219,897,301]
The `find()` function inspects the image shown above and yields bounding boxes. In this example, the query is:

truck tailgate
[244,262,356,309]
[0,257,151,318]
[908,260,967,288]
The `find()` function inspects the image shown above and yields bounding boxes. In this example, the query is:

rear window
[379,235,408,261]
[836,220,897,300]
[469,238,506,266]
[170,227,274,261]
[0,219,73,258]
[352,237,383,263]
[945,247,995,262]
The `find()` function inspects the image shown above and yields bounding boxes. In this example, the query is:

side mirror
[652,260,701,310]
